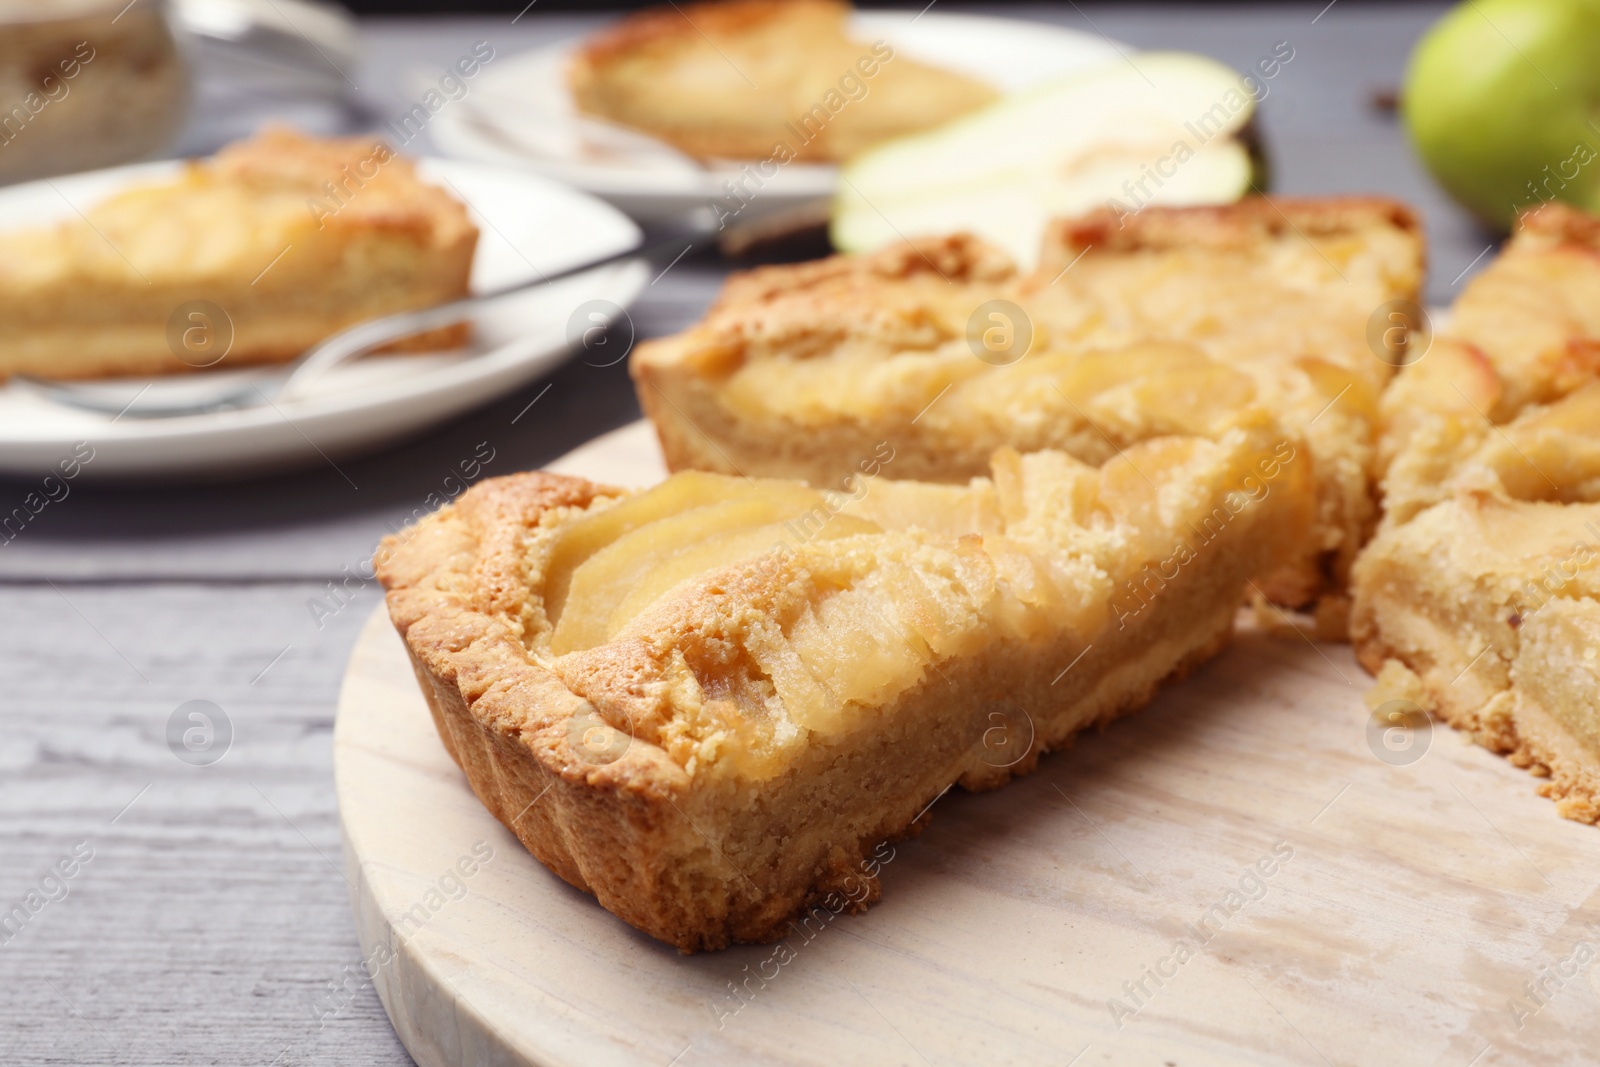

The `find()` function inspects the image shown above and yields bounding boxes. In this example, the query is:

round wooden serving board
[335,420,1600,1067]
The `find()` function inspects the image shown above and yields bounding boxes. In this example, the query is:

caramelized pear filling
[1484,382,1600,504]
[717,341,1264,462]
[541,470,751,626]
[535,429,1296,777]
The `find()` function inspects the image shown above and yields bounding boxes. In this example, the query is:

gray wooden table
[0,4,1473,1064]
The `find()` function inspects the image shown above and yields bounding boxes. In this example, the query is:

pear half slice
[832,52,1261,267]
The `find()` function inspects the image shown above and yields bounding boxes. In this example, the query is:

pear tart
[1353,203,1600,822]
[633,197,1424,609]
[0,127,478,381]
[379,427,1308,949]
[567,0,998,163]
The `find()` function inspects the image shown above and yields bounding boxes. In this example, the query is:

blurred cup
[0,0,189,184]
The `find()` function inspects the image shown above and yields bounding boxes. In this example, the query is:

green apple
[1404,0,1600,230]
[831,53,1262,267]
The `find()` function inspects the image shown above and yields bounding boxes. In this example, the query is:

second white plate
[431,11,1123,223]
[0,157,645,481]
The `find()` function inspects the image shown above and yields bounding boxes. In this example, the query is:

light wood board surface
[335,421,1600,1067]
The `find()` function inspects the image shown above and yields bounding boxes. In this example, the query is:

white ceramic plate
[0,158,645,481]
[431,11,1124,223]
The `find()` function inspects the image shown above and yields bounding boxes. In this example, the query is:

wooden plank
[0,582,411,1066]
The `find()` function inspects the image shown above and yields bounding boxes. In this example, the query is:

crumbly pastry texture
[1352,202,1600,823]
[633,197,1425,609]
[566,0,998,163]
[0,126,478,380]
[379,427,1308,950]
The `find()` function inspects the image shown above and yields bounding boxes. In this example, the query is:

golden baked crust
[0,126,478,380]
[1353,202,1600,823]
[1039,195,1422,261]
[634,197,1424,609]
[567,0,997,162]
[379,427,1308,949]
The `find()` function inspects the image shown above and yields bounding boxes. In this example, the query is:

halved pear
[832,52,1260,267]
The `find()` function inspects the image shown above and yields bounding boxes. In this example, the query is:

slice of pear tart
[1352,203,1600,824]
[633,197,1424,612]
[0,127,477,381]
[379,427,1309,950]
